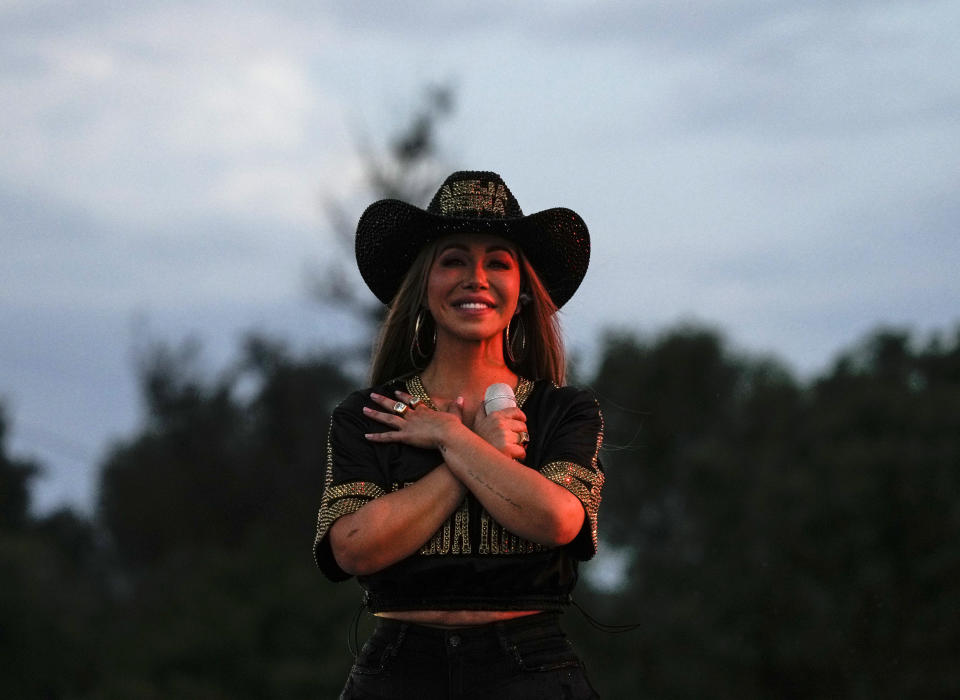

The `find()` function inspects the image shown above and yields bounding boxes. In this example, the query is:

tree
[92,335,362,696]
[0,404,105,697]
[0,405,39,530]
[308,83,457,351]
[572,325,960,699]
[98,336,353,569]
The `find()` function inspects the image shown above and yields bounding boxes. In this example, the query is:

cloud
[2,0,959,513]
[0,180,329,313]
[0,2,355,228]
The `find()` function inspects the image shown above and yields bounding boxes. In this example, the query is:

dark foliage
[95,335,361,697]
[572,325,960,699]
[99,337,353,572]
[0,407,39,530]
[1,411,106,696]
[4,322,960,698]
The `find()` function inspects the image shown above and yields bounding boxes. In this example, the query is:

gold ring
[518,431,530,445]
[393,401,409,415]
[409,396,421,407]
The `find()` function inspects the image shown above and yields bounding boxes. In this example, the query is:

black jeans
[340,611,599,699]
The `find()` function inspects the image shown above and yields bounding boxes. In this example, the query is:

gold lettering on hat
[438,180,506,216]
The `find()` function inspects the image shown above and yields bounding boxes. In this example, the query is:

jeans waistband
[373,611,563,645]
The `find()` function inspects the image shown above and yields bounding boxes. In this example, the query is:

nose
[463,260,488,289]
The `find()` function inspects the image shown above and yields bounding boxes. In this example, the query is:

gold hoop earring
[504,313,526,367]
[411,309,435,369]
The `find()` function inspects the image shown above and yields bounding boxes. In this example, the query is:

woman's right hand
[362,390,464,450]
[472,406,528,461]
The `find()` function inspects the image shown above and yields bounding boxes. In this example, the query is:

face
[425,233,522,345]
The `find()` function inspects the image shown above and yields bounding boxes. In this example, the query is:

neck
[420,335,518,405]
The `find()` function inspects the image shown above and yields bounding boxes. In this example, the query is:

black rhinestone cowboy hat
[355,171,590,309]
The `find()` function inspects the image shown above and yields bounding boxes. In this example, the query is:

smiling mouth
[453,302,495,310]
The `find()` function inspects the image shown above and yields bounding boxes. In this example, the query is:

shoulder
[330,378,407,436]
[528,380,601,414]
[334,377,408,413]
[523,381,603,435]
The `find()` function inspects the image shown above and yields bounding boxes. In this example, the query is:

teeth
[457,302,490,309]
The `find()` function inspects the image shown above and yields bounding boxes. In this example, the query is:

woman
[314,171,604,699]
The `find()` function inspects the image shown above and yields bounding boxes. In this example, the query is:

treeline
[1,324,958,698]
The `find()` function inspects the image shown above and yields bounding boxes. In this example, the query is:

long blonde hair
[369,240,566,386]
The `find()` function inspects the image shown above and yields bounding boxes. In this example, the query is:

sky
[2,0,958,515]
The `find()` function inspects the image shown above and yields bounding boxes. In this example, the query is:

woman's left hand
[473,406,528,461]
[363,390,463,450]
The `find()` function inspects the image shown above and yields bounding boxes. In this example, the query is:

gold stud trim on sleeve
[541,462,597,499]
[314,481,386,550]
[323,481,387,501]
[316,497,369,535]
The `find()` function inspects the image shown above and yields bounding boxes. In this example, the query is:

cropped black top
[313,375,604,612]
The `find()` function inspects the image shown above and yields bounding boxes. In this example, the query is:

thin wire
[348,597,366,658]
[571,598,642,634]
[580,383,651,453]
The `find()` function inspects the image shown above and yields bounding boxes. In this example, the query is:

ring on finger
[409,396,421,408]
[392,401,409,415]
[518,431,530,445]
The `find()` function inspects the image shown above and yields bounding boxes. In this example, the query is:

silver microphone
[483,382,517,415]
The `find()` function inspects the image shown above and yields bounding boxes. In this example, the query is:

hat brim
[355,199,590,309]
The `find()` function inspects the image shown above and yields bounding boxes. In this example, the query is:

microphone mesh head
[484,382,517,414]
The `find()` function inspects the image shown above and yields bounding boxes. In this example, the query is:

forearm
[439,425,584,547]
[330,463,466,575]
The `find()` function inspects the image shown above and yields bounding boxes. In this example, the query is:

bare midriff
[375,609,542,628]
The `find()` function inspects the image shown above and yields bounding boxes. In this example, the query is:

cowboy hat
[355,171,590,309]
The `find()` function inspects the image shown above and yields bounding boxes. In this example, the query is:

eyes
[437,253,515,271]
